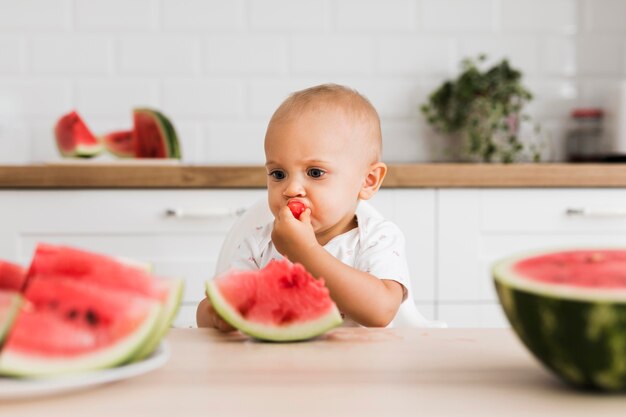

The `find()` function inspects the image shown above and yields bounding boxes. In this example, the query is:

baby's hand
[196,297,236,332]
[272,205,318,260]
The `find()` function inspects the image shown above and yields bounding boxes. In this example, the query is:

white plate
[0,342,169,400]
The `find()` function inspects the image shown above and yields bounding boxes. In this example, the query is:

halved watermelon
[0,260,26,292]
[25,243,183,359]
[206,260,342,342]
[54,111,103,158]
[0,279,161,377]
[0,291,22,347]
[102,130,134,158]
[133,108,181,159]
[493,248,626,391]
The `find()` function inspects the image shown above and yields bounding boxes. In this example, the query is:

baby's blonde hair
[269,84,382,163]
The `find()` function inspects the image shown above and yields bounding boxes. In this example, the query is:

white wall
[0,0,624,164]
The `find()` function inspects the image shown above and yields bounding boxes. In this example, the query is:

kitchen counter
[3,328,626,416]
[2,163,626,188]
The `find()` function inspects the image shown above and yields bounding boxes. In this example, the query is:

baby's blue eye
[308,168,325,178]
[269,170,285,180]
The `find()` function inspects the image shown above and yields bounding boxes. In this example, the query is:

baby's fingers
[299,208,312,225]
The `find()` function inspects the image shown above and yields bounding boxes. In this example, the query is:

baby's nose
[283,177,305,197]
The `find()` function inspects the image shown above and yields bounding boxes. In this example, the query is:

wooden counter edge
[1,163,626,188]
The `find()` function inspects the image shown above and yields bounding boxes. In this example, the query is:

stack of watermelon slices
[54,108,181,159]
[0,244,183,377]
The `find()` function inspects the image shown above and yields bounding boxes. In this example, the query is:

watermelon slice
[0,291,22,347]
[54,111,103,158]
[25,243,183,359]
[0,279,161,377]
[0,260,26,292]
[206,259,342,342]
[133,108,181,159]
[102,130,134,158]
[493,248,626,391]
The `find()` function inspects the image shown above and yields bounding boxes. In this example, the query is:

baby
[197,83,412,329]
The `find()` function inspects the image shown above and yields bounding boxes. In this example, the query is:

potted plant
[421,55,542,163]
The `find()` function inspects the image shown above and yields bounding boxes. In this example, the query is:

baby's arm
[272,207,403,327]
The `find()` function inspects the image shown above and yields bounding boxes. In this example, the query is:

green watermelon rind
[493,248,626,391]
[0,294,23,347]
[206,280,343,342]
[0,303,162,378]
[133,108,181,159]
[57,142,103,159]
[131,278,184,361]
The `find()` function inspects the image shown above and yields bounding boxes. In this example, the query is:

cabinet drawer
[1,190,265,236]
[438,189,626,303]
[481,189,626,233]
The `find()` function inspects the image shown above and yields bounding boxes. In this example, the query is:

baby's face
[265,107,371,242]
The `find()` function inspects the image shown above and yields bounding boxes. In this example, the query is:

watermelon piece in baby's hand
[287,201,306,220]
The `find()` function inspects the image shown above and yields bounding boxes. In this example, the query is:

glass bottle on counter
[565,108,606,162]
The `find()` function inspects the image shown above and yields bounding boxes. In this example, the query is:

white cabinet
[437,188,626,327]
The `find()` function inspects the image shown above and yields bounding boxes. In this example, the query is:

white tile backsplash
[334,0,416,32]
[0,0,624,163]
[162,0,245,32]
[204,121,267,164]
[249,0,328,32]
[30,37,112,75]
[116,36,201,75]
[585,0,626,34]
[457,35,540,75]
[0,37,24,74]
[377,36,454,75]
[205,35,288,75]
[0,79,71,117]
[161,79,245,118]
[291,35,375,74]
[500,0,578,34]
[75,0,157,31]
[422,0,495,32]
[0,0,70,30]
[74,79,159,117]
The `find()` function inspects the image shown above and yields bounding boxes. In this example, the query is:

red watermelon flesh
[54,111,102,158]
[514,249,626,289]
[0,260,26,292]
[207,260,342,341]
[102,130,134,158]
[26,243,167,301]
[17,279,158,356]
[287,200,306,220]
[134,110,171,158]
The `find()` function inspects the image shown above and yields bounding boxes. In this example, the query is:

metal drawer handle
[165,207,247,219]
[566,207,626,218]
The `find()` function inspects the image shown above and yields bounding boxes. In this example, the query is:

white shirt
[227,201,413,326]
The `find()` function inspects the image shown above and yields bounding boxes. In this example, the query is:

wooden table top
[2,163,626,188]
[3,327,626,417]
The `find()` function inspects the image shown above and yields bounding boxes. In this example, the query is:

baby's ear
[358,162,387,200]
